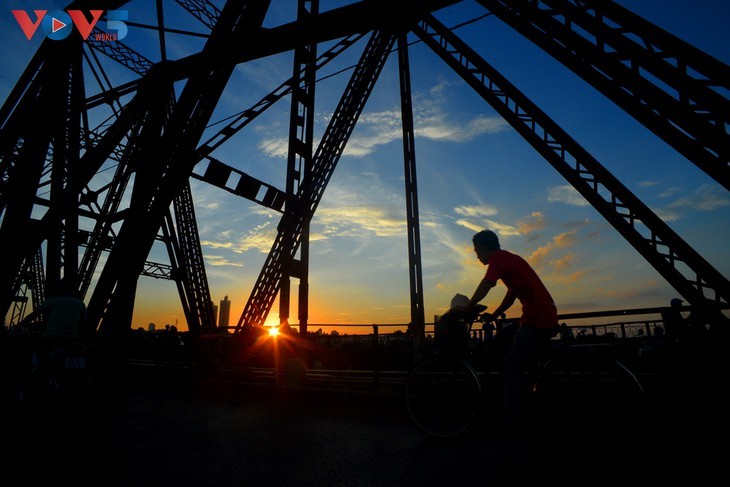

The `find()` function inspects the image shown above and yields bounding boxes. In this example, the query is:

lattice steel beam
[192,157,286,211]
[175,0,221,29]
[397,34,425,336]
[171,182,217,333]
[77,120,143,298]
[6,248,46,326]
[476,0,730,190]
[141,261,175,280]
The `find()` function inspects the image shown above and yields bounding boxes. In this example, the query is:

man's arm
[466,279,496,309]
[490,289,517,318]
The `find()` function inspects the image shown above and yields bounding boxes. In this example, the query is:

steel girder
[475,0,730,190]
[397,35,426,336]
[174,0,221,29]
[168,182,218,333]
[7,248,45,327]
[159,184,216,333]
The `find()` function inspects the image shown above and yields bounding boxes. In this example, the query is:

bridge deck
[4,361,721,486]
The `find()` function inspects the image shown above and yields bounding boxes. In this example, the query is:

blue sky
[2,1,728,331]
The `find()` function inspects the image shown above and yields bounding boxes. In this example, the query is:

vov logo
[12,9,128,41]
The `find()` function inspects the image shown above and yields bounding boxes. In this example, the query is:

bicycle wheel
[405,356,482,438]
[532,357,644,428]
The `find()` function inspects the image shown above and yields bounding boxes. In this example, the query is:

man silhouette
[456,230,559,432]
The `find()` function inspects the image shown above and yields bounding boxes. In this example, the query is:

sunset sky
[2,0,728,332]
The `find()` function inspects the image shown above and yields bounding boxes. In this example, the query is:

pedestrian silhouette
[661,298,687,347]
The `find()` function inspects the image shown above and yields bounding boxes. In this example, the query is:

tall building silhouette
[212,302,219,327]
[219,296,231,329]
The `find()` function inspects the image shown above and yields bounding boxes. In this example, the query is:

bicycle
[405,308,645,438]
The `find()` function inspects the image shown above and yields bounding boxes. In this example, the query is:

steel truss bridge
[1,0,728,341]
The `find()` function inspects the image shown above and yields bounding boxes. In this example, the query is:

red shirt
[485,250,558,329]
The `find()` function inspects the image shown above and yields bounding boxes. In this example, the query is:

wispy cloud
[236,223,278,252]
[516,212,547,240]
[527,230,579,270]
[257,82,508,159]
[638,180,659,188]
[453,205,529,238]
[415,115,507,143]
[258,137,289,158]
[205,255,244,267]
[657,187,682,199]
[314,206,406,238]
[555,269,590,284]
[201,221,277,254]
[667,184,730,211]
[657,184,730,222]
[553,253,576,271]
[200,240,235,250]
[547,185,589,207]
[454,205,499,218]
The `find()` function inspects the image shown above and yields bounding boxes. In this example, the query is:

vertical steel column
[397,34,425,337]
[46,37,85,294]
[280,0,318,336]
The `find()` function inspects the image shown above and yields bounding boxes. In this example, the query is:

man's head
[473,230,500,265]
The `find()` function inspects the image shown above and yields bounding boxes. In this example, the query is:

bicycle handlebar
[443,304,489,324]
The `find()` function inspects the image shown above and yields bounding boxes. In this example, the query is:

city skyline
[219,296,232,330]
[1,1,728,332]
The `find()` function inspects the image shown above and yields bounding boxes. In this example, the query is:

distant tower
[219,296,231,330]
[212,302,219,327]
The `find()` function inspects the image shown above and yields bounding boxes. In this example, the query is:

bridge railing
[123,304,724,370]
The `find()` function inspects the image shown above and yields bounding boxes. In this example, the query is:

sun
[267,326,279,337]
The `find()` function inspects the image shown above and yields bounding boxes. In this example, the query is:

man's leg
[501,325,545,428]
